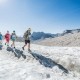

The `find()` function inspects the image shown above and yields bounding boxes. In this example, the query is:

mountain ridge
[16,29,80,42]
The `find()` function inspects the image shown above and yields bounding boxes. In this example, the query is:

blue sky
[0,0,80,36]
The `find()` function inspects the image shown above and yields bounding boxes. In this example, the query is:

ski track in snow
[0,42,80,80]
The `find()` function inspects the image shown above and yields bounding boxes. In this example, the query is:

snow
[0,42,80,80]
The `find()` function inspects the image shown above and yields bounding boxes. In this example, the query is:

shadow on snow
[7,47,26,59]
[6,47,68,74]
[30,52,69,74]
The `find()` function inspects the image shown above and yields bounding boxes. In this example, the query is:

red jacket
[5,33,10,40]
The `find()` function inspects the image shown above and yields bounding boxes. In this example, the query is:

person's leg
[11,41,13,47]
[28,43,30,49]
[7,43,9,46]
[12,41,14,47]
[22,44,27,50]
[28,40,31,52]
[23,44,27,47]
[11,40,15,48]
[0,40,2,49]
[23,40,27,47]
[28,43,31,52]
[13,41,15,48]
[7,40,9,47]
[22,40,27,50]
[0,40,2,45]
[5,39,7,45]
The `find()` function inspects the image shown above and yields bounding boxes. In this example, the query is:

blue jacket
[0,34,3,40]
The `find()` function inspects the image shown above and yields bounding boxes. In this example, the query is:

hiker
[22,28,31,52]
[5,31,10,46]
[11,31,17,48]
[0,32,3,45]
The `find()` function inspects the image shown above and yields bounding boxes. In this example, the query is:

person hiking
[5,31,10,47]
[11,31,17,48]
[22,28,31,52]
[0,32,3,45]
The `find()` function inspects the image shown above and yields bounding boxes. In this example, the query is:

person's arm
[28,32,31,40]
[23,32,27,39]
[23,33,25,38]
[15,34,17,38]
[9,34,11,40]
[29,32,31,35]
[4,34,6,39]
[10,34,12,40]
[1,35,3,40]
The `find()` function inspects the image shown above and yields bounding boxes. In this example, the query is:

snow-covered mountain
[16,32,55,42]
[16,37,24,42]
[16,29,80,42]
[62,29,80,35]
[35,29,80,46]
[0,42,80,80]
[31,32,55,40]
[31,29,80,40]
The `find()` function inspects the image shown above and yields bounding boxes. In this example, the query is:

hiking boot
[7,45,9,47]
[22,47,24,50]
[28,49,31,52]
[11,45,12,47]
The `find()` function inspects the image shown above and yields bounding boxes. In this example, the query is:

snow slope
[0,42,80,80]
[36,32,80,46]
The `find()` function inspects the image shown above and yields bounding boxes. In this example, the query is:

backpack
[11,34,16,40]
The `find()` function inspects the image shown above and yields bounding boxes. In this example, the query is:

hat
[7,31,9,32]
[13,30,15,32]
[28,28,31,31]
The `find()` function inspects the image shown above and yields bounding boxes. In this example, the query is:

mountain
[35,30,80,46]
[16,32,56,42]
[16,29,80,42]
[62,29,80,36]
[16,36,24,42]
[31,32,56,40]
[31,29,80,40]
